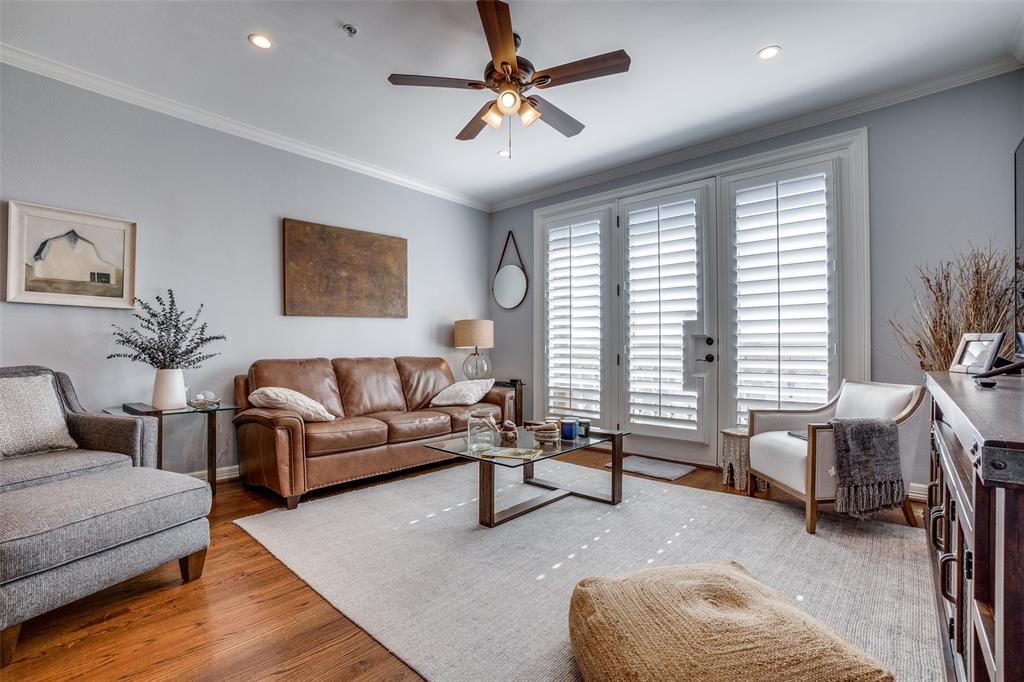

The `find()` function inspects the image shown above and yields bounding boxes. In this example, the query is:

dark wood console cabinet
[925,372,1023,682]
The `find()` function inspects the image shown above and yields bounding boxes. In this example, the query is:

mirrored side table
[103,402,238,495]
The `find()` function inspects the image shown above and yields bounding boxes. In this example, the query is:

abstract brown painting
[283,218,407,318]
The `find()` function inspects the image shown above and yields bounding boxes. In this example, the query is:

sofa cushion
[431,403,502,432]
[334,358,408,416]
[0,373,78,458]
[305,417,388,456]
[0,467,211,584]
[0,449,131,494]
[368,410,451,443]
[569,561,894,682]
[249,386,336,422]
[395,357,455,410]
[430,379,495,407]
[249,358,345,418]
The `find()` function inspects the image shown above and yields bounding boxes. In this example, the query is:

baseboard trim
[186,464,239,483]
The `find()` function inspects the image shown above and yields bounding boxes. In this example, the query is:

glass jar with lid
[467,410,497,453]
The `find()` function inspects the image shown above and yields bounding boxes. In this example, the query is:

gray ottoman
[0,467,211,663]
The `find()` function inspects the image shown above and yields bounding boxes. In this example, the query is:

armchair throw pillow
[429,379,495,407]
[0,374,79,458]
[248,387,336,422]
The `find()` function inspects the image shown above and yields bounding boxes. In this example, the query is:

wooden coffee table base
[477,433,624,528]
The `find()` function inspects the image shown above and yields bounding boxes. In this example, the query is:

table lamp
[453,319,494,380]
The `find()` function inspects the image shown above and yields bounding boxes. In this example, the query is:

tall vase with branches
[108,289,226,409]
[890,244,1021,372]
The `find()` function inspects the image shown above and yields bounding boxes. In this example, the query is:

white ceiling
[2,1,1023,210]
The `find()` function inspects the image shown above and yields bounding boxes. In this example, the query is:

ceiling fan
[387,0,631,142]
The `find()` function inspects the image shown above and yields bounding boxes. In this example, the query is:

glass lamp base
[463,352,492,380]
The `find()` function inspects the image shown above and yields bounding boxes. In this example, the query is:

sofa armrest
[232,408,307,498]
[482,386,516,423]
[233,407,304,431]
[65,412,158,468]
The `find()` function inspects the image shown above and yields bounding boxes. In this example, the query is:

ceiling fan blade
[532,49,631,89]
[388,74,487,90]
[477,0,517,75]
[456,102,496,141]
[529,96,584,137]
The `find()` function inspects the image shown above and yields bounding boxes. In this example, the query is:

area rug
[603,454,696,480]
[235,460,940,682]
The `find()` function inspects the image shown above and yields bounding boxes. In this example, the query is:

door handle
[704,354,715,363]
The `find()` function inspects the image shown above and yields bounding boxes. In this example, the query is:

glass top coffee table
[426,427,629,527]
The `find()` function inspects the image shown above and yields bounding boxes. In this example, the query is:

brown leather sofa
[232,356,514,508]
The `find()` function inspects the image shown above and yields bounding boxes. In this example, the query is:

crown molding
[0,44,490,212]
[490,54,1022,212]
[2,43,1020,215]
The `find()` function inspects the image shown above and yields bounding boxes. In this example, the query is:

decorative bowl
[532,429,560,445]
[187,397,221,410]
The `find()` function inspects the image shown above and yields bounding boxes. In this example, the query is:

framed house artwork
[5,201,137,309]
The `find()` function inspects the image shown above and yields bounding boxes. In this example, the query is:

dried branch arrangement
[890,245,1021,371]
[108,289,226,370]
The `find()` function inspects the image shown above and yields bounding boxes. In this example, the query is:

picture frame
[5,201,137,309]
[948,332,1005,373]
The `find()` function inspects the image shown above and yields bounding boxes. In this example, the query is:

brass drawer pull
[939,553,957,603]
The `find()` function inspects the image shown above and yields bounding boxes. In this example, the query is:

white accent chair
[747,380,928,534]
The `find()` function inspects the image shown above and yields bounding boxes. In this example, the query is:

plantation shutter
[732,170,834,424]
[624,193,701,432]
[545,214,602,420]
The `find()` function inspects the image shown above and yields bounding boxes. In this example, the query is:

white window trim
[532,128,870,422]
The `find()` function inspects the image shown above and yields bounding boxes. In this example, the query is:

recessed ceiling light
[248,33,273,50]
[757,45,781,60]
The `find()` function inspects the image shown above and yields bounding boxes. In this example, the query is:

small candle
[560,417,578,441]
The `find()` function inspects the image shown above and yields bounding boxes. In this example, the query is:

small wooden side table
[493,379,525,425]
[104,402,238,496]
[720,427,767,492]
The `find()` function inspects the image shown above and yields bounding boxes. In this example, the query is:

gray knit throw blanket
[829,417,905,517]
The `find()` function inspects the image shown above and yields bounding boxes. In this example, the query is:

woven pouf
[568,561,894,682]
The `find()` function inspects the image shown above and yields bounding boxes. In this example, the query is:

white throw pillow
[0,374,78,458]
[429,379,495,407]
[248,387,335,422]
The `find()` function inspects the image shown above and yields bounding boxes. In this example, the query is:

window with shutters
[728,166,836,425]
[544,212,604,420]
[623,191,703,433]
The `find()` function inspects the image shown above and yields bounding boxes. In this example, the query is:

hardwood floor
[6,453,924,681]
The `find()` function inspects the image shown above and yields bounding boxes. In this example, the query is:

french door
[537,155,844,468]
[614,179,718,464]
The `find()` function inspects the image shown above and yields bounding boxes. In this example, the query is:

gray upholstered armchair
[0,366,211,668]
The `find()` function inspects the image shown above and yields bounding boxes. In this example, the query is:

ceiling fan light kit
[387,0,631,144]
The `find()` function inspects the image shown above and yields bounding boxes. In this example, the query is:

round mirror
[493,264,528,309]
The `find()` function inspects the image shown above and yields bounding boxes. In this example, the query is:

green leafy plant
[108,289,225,369]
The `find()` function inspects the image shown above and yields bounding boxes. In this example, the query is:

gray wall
[489,69,1024,483]
[0,65,491,476]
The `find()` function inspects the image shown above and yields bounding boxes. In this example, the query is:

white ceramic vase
[152,368,187,410]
